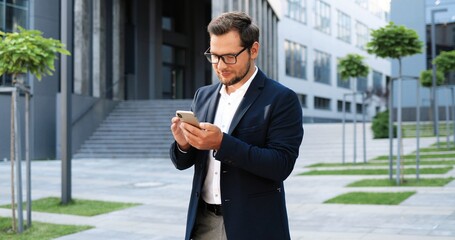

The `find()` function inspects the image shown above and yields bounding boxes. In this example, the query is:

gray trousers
[191,203,228,240]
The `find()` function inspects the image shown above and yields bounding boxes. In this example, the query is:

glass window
[357,76,368,92]
[314,0,331,35]
[285,40,307,80]
[286,0,306,24]
[355,0,368,10]
[337,100,351,112]
[336,10,351,43]
[298,94,307,108]
[1,0,28,86]
[314,96,331,110]
[0,2,4,32]
[355,21,369,50]
[5,1,27,32]
[7,0,27,7]
[356,103,366,114]
[337,57,350,89]
[373,70,382,94]
[337,71,350,89]
[314,49,331,85]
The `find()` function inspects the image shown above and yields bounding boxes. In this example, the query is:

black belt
[201,200,223,216]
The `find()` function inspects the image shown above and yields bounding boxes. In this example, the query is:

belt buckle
[205,202,222,216]
[212,205,222,216]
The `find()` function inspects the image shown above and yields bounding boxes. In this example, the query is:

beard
[218,60,251,87]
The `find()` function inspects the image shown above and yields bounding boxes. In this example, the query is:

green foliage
[0,197,140,217]
[338,54,369,81]
[0,26,70,81]
[433,50,455,73]
[324,191,415,205]
[347,177,454,187]
[299,166,453,175]
[366,22,423,60]
[0,217,92,239]
[420,69,445,87]
[371,110,396,139]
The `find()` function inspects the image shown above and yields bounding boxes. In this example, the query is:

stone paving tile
[0,123,454,239]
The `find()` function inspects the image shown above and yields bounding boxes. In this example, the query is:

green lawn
[307,160,455,168]
[347,177,455,187]
[0,197,141,217]
[416,147,455,152]
[324,191,416,205]
[0,217,92,240]
[373,153,455,160]
[0,197,142,238]
[299,166,453,175]
[402,123,454,137]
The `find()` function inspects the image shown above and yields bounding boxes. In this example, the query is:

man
[170,12,303,240]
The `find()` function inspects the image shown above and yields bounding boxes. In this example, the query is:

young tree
[420,69,445,87]
[433,50,455,75]
[0,26,70,233]
[0,26,70,82]
[338,53,369,164]
[366,22,423,185]
[338,54,369,82]
[367,22,423,77]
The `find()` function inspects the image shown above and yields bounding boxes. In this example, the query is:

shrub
[372,110,396,139]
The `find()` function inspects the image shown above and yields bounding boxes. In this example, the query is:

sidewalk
[0,123,454,239]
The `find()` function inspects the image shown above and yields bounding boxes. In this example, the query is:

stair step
[75,99,192,159]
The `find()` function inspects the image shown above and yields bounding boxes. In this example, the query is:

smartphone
[176,110,200,128]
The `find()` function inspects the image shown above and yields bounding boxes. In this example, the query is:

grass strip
[0,197,141,217]
[415,147,455,152]
[402,124,453,138]
[347,177,454,187]
[0,217,92,240]
[307,160,455,168]
[324,191,416,205]
[373,153,455,160]
[299,166,453,175]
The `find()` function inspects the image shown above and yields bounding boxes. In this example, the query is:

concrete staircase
[74,99,192,159]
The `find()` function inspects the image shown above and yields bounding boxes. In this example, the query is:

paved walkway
[0,123,454,239]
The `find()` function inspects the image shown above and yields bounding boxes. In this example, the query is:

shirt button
[215,172,218,175]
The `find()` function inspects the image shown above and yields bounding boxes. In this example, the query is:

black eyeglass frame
[204,46,249,64]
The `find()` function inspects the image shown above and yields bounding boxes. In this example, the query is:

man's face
[209,31,256,87]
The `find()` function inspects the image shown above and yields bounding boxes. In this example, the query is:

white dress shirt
[202,67,258,204]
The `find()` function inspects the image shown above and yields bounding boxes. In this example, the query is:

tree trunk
[10,90,17,232]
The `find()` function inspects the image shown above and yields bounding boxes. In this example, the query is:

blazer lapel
[227,70,265,135]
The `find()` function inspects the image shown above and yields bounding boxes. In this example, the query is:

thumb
[199,122,214,131]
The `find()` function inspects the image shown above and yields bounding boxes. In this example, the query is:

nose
[215,58,228,70]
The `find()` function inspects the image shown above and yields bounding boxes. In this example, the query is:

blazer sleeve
[169,142,198,170]
[169,89,202,171]
[214,88,304,182]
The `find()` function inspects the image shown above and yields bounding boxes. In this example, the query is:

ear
[250,41,260,60]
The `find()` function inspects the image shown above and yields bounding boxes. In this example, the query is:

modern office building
[1,0,396,159]
[279,0,391,123]
[390,0,455,121]
[0,0,280,159]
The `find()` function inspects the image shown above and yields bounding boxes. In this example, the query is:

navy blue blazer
[170,69,304,240]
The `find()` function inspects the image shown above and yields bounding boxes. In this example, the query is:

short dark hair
[207,12,259,48]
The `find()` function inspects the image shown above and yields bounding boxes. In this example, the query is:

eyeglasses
[204,46,249,64]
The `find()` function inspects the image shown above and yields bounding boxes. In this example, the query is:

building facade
[8,0,441,159]
[279,0,391,123]
[0,0,280,160]
[389,0,455,121]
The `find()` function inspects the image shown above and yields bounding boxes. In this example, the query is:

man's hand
[171,117,191,151]
[180,122,223,151]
